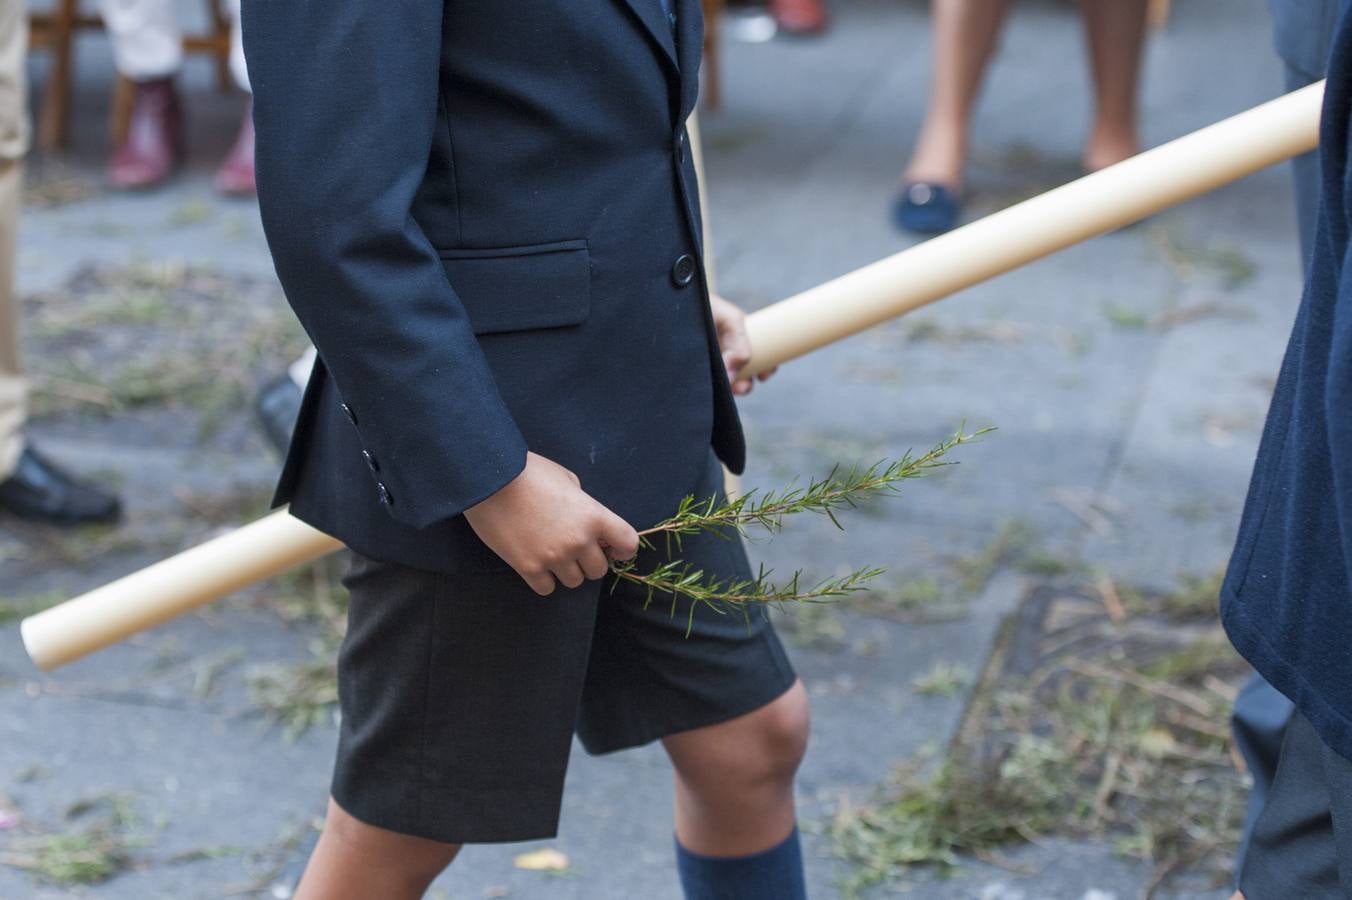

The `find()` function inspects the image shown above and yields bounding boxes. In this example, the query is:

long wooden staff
[21,82,1325,671]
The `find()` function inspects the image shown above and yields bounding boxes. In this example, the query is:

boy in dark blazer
[241,0,810,897]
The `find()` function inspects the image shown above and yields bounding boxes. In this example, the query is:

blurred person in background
[727,0,830,38]
[1222,2,1352,895]
[1227,0,1344,887]
[769,0,829,36]
[0,0,120,524]
[894,0,1148,234]
[101,0,254,194]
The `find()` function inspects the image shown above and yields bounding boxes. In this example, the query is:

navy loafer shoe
[892,181,961,235]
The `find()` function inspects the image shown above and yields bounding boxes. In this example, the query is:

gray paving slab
[0,0,1307,896]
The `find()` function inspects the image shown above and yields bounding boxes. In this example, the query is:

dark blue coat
[240,0,744,573]
[1223,6,1352,761]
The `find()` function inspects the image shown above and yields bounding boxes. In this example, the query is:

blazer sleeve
[240,0,529,529]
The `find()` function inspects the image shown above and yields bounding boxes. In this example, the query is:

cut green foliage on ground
[23,261,309,436]
[0,792,150,886]
[243,559,351,741]
[1150,227,1258,292]
[831,576,1249,898]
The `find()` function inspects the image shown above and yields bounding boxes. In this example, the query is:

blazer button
[362,450,380,473]
[340,402,358,426]
[376,482,393,506]
[671,254,697,287]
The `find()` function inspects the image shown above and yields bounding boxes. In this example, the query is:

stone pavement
[0,0,1305,896]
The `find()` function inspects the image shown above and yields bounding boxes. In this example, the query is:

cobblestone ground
[0,0,1304,896]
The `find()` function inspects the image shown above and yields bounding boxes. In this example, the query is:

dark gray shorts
[327,451,798,844]
[1239,709,1352,899]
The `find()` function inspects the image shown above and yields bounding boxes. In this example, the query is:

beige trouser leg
[0,160,22,479]
[0,0,29,480]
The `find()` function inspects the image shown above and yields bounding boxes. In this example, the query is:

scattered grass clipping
[0,792,148,886]
[831,628,1247,898]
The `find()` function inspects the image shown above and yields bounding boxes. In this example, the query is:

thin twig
[1066,659,1217,717]
[611,426,993,613]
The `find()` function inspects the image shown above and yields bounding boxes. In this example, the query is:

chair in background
[27,0,235,152]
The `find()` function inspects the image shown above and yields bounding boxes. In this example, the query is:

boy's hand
[463,452,640,596]
[710,294,777,395]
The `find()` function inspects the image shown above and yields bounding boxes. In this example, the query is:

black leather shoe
[254,373,304,456]
[0,445,122,526]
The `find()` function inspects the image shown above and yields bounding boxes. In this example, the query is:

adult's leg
[1077,0,1147,171]
[1237,713,1342,898]
[293,797,461,900]
[0,164,22,482]
[0,8,119,524]
[901,0,1014,190]
[0,0,25,481]
[663,679,810,857]
[1231,674,1295,875]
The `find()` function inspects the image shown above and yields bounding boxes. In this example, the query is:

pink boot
[215,103,256,197]
[108,77,183,190]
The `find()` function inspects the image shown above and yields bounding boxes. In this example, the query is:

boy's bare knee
[756,680,811,781]
[667,679,811,792]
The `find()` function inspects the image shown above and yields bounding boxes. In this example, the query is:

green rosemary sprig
[610,424,992,624]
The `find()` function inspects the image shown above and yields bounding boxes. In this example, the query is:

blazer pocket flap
[439,240,591,334]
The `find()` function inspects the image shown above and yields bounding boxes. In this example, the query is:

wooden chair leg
[37,0,79,151]
[208,0,232,92]
[702,0,723,111]
[1147,0,1172,30]
[109,74,135,147]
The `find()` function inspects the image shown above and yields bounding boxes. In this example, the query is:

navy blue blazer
[240,0,745,573]
[1223,6,1352,761]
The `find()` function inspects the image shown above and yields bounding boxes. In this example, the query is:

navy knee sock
[674,825,807,900]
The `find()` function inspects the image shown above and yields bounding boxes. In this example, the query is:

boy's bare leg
[1078,0,1147,171]
[293,796,462,900]
[902,0,1015,190]
[663,679,811,855]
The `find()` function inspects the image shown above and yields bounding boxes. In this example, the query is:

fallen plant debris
[830,578,1249,898]
[23,261,309,438]
[0,792,148,886]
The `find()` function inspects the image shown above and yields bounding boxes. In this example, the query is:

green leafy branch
[609,425,993,623]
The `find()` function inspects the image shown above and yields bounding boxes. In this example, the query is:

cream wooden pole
[688,112,744,496]
[687,112,718,292]
[21,511,342,670]
[20,82,1325,671]
[743,81,1325,375]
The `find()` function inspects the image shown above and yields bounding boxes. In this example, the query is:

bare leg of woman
[1078,0,1148,171]
[902,0,1015,191]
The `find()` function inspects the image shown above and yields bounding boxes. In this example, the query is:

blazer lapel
[674,0,704,120]
[617,0,679,77]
